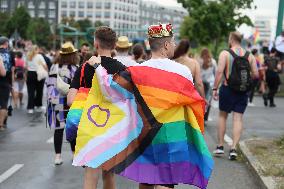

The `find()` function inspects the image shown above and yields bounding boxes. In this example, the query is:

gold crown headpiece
[148,23,174,38]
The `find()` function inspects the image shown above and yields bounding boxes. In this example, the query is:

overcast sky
[153,0,279,39]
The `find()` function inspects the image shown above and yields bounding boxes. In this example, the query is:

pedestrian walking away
[173,39,206,99]
[115,36,137,67]
[12,51,26,108]
[67,26,126,189]
[71,24,213,189]
[263,47,282,107]
[212,31,258,160]
[26,45,48,114]
[199,48,217,121]
[0,36,15,131]
[46,42,79,165]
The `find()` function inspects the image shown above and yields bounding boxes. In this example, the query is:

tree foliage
[94,21,104,28]
[77,19,93,31]
[26,18,52,48]
[6,6,31,38]
[0,12,10,36]
[178,0,254,56]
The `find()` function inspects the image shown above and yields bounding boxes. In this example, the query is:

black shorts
[0,84,10,109]
[219,85,248,114]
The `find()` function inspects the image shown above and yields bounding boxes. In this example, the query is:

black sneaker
[213,146,224,156]
[270,104,276,108]
[263,95,268,107]
[229,149,238,160]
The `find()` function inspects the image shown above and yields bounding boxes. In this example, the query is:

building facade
[0,0,58,24]
[58,0,141,39]
[139,1,187,38]
[58,0,187,39]
[0,0,187,39]
[254,17,272,42]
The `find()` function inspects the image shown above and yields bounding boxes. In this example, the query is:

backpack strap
[227,49,238,59]
[80,63,87,87]
[243,51,250,59]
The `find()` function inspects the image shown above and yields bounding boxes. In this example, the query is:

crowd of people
[0,24,283,189]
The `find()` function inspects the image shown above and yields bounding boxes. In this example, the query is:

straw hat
[116,36,132,49]
[60,42,78,54]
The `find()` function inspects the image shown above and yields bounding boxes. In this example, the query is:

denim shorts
[219,85,248,114]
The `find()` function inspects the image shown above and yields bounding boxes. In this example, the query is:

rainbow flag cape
[73,60,214,189]
[65,87,90,142]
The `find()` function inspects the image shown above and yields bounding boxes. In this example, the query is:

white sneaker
[27,109,34,114]
[248,102,255,107]
[35,106,45,112]
[213,146,224,156]
[54,157,63,165]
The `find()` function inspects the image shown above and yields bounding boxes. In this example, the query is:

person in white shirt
[115,36,137,67]
[275,31,284,65]
[26,45,48,114]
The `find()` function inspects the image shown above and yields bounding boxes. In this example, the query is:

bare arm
[213,51,227,89]
[194,61,205,98]
[212,51,227,100]
[0,58,6,76]
[249,54,259,79]
[67,88,78,107]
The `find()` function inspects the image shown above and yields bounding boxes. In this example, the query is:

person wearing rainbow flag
[69,24,213,189]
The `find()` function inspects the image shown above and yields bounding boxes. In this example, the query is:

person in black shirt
[68,26,125,189]
[264,47,282,107]
[0,36,15,131]
[79,43,90,65]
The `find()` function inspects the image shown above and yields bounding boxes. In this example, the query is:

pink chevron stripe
[78,98,138,165]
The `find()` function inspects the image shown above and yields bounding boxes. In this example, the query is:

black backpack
[225,49,252,92]
[14,66,25,80]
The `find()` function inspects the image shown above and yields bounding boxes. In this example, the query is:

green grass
[276,74,284,97]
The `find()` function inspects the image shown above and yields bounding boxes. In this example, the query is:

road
[1,96,280,189]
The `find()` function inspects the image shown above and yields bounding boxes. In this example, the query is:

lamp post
[276,0,284,37]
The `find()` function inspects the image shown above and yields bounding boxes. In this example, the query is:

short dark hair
[172,39,190,59]
[15,51,23,58]
[251,49,258,55]
[149,36,172,52]
[95,26,116,50]
[132,43,145,60]
[229,31,242,44]
[81,42,89,47]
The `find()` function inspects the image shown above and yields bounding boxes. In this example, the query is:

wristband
[212,88,218,91]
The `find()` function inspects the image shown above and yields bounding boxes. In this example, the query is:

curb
[239,139,277,189]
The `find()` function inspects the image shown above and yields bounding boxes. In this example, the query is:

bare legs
[83,168,115,189]
[217,111,228,147]
[231,112,243,149]
[0,109,7,130]
[217,111,243,149]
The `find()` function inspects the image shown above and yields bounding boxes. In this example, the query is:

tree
[94,21,104,28]
[77,18,93,32]
[0,12,10,36]
[60,17,80,29]
[6,6,31,38]
[26,18,52,48]
[178,0,254,56]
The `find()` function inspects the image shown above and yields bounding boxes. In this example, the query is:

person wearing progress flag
[73,24,214,189]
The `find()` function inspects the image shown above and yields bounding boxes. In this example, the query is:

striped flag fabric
[72,59,214,189]
[65,87,90,142]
